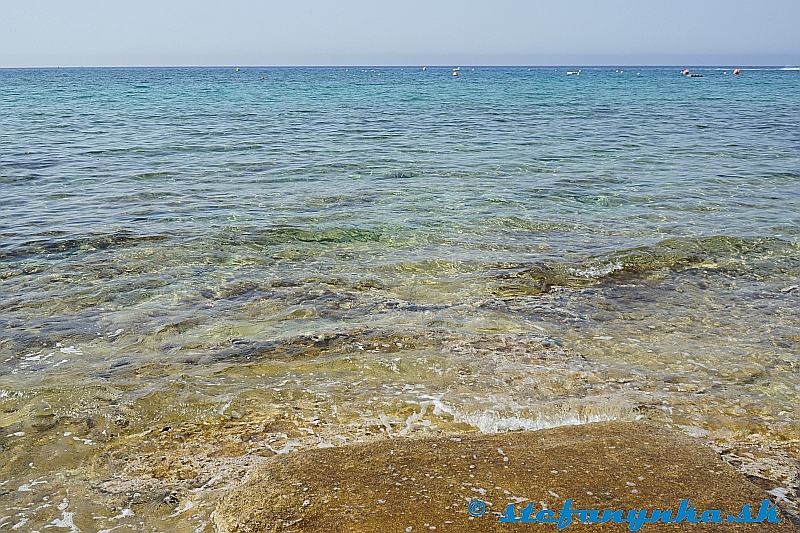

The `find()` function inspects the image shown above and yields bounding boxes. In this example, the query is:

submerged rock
[213,422,793,532]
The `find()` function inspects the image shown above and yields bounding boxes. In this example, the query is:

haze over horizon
[2,0,799,68]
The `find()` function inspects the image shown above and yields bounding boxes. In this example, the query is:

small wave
[567,261,623,279]
[0,158,60,171]
[131,171,177,180]
[482,216,577,233]
[221,225,382,246]
[386,171,414,179]
[0,232,167,261]
[494,235,798,296]
[426,398,634,434]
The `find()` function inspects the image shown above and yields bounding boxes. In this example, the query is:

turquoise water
[1,67,799,531]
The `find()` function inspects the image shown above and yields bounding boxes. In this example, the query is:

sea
[1,66,798,531]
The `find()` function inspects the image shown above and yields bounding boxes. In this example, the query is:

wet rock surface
[214,422,795,532]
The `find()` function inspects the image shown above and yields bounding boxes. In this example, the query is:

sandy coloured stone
[214,422,794,532]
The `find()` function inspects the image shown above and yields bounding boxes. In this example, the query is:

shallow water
[1,66,799,531]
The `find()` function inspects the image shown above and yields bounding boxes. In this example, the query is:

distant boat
[566,70,581,76]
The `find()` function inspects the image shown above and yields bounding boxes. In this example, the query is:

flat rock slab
[214,422,793,532]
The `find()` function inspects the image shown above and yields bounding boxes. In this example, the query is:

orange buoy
[681,69,690,76]
[733,68,741,76]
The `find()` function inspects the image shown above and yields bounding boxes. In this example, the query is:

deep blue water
[2,67,799,257]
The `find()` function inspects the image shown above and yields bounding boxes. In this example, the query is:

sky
[2,0,799,67]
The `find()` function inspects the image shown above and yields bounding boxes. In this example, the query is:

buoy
[681,69,690,76]
[235,67,240,72]
[733,68,741,76]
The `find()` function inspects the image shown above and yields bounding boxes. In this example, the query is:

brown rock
[213,422,794,532]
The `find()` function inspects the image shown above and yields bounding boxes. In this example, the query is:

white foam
[168,500,194,518]
[568,261,622,279]
[18,477,47,492]
[421,397,629,434]
[109,508,134,521]
[768,487,791,503]
[49,512,79,532]
[48,499,80,532]
[267,440,300,455]
[399,404,430,436]
[59,346,82,355]
[22,351,54,362]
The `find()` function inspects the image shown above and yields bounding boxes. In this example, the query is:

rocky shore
[213,422,795,532]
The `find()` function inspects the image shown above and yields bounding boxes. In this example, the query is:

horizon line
[2,63,799,70]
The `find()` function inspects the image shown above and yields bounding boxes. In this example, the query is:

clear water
[1,67,799,531]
